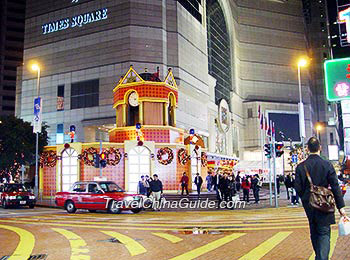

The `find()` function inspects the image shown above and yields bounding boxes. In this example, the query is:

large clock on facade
[128,92,139,107]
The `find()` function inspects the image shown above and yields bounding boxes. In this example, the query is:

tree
[0,116,48,181]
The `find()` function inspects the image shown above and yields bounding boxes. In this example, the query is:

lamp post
[297,58,307,158]
[31,64,41,198]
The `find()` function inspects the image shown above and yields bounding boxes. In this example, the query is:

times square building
[16,0,314,192]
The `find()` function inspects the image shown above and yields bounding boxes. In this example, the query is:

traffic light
[264,144,272,158]
[100,152,107,168]
[93,152,100,168]
[275,143,284,157]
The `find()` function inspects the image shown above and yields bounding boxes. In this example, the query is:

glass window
[127,147,150,192]
[207,0,233,103]
[72,183,87,193]
[88,184,98,193]
[71,79,99,109]
[61,148,79,192]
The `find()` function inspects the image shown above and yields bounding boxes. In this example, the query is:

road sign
[324,57,350,102]
[291,154,298,164]
[33,97,42,133]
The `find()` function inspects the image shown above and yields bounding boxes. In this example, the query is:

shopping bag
[338,216,350,236]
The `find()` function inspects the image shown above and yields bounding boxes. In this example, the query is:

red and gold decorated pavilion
[39,67,208,198]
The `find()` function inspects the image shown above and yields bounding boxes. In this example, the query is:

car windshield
[99,182,124,192]
[5,184,27,193]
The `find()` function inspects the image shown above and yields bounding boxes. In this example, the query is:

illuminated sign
[324,57,350,102]
[337,0,350,47]
[42,8,107,35]
[339,7,350,44]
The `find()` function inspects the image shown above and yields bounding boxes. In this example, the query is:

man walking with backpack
[295,137,347,260]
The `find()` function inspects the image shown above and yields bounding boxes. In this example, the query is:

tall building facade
[0,0,26,116]
[16,0,311,163]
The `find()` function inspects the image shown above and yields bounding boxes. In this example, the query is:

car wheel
[29,204,35,209]
[108,200,121,214]
[2,200,8,209]
[66,201,77,213]
[131,208,142,214]
[88,210,96,213]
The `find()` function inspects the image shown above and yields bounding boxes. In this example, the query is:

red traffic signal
[275,143,284,158]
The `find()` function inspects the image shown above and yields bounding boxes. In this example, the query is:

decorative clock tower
[109,66,183,144]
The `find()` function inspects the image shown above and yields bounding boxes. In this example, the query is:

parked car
[55,181,144,214]
[0,183,36,209]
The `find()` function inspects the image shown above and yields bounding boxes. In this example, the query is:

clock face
[128,92,139,107]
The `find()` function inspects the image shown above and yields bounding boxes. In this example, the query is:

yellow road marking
[15,217,307,228]
[308,229,338,260]
[27,215,308,225]
[0,219,309,231]
[170,233,245,260]
[152,232,183,243]
[52,228,90,260]
[238,231,292,260]
[101,231,146,256]
[0,224,35,260]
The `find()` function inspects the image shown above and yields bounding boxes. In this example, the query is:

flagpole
[268,120,273,206]
[272,121,278,208]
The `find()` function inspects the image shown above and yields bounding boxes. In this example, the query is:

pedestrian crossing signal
[275,143,284,158]
[264,144,272,158]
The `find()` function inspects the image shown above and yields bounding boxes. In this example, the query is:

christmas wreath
[178,148,190,165]
[201,152,207,167]
[81,147,97,166]
[40,151,58,168]
[157,147,174,165]
[105,147,122,166]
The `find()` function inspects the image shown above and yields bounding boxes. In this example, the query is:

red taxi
[55,181,144,214]
[0,183,36,208]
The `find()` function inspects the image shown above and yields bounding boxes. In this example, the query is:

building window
[206,0,232,106]
[71,79,99,109]
[3,85,15,91]
[57,124,64,144]
[61,148,78,192]
[330,132,334,145]
[2,96,15,101]
[2,106,15,111]
[247,108,253,119]
[177,0,202,23]
[57,84,64,111]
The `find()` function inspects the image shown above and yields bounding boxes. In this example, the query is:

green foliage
[0,116,48,179]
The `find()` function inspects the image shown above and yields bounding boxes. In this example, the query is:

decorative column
[164,102,169,126]
[139,102,144,125]
[122,104,127,127]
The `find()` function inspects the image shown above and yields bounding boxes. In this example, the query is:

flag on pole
[258,105,261,120]
[267,120,271,136]
[272,122,275,138]
[264,116,268,132]
[260,114,264,129]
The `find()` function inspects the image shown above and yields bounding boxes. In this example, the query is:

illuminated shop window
[61,148,78,192]
[128,146,150,192]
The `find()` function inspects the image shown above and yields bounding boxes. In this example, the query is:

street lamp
[315,123,323,141]
[31,63,41,198]
[297,58,308,158]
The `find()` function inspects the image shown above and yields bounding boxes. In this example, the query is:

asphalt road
[0,206,349,260]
